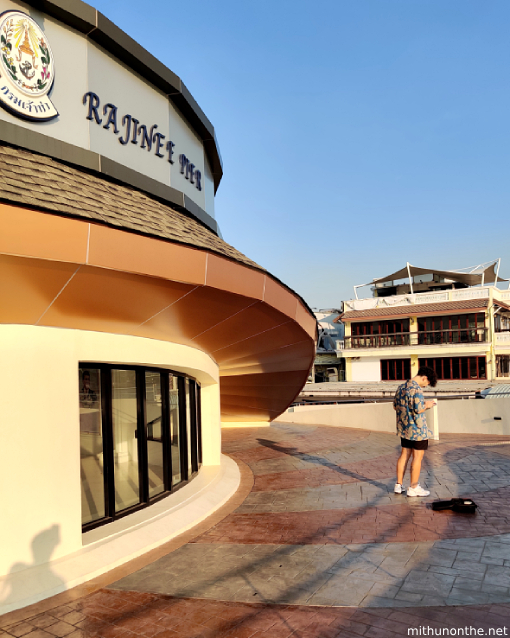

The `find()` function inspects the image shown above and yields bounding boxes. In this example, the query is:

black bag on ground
[431,498,478,514]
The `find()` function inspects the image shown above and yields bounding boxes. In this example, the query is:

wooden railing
[345,329,488,349]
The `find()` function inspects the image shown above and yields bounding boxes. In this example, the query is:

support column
[409,316,419,377]
[488,290,496,381]
[202,383,222,464]
[344,357,352,382]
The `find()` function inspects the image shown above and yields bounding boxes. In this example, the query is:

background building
[310,309,345,383]
[0,0,316,612]
[338,261,510,383]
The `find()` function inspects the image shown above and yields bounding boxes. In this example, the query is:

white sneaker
[407,484,430,497]
[394,483,406,494]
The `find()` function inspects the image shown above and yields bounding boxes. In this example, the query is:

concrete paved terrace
[3,423,510,636]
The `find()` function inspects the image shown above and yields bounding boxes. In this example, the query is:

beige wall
[277,402,396,432]
[351,357,381,382]
[436,398,510,436]
[276,398,510,437]
[0,325,220,578]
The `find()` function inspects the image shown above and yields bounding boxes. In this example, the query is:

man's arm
[416,400,436,413]
[413,386,435,413]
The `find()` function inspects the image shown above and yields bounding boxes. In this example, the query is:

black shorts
[401,437,428,451]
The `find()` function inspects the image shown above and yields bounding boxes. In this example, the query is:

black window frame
[381,358,411,381]
[79,363,202,533]
[418,356,487,381]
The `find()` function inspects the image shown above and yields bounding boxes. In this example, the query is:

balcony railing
[344,329,488,349]
[345,333,411,349]
[417,328,488,346]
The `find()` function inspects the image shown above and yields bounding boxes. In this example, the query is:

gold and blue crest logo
[0,10,58,121]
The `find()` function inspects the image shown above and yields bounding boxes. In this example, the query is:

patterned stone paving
[2,590,510,638]
[4,423,510,636]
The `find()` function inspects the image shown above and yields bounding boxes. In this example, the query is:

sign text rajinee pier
[83,91,202,191]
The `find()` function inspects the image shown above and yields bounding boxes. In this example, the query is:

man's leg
[410,449,425,488]
[396,447,412,485]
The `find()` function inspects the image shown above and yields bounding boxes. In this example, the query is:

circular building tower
[0,0,316,613]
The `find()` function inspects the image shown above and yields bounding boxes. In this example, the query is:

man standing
[394,367,438,497]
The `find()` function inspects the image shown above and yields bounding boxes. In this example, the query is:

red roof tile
[340,298,489,322]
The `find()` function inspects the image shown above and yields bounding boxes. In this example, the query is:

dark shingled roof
[0,144,261,270]
[340,298,489,321]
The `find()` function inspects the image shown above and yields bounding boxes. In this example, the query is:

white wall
[278,402,395,432]
[277,398,510,437]
[351,357,381,382]
[0,325,220,579]
[437,398,510,436]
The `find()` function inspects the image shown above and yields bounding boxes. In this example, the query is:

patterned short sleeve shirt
[393,380,429,441]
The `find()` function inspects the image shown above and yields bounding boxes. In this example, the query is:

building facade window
[496,355,510,378]
[417,313,486,345]
[350,319,410,348]
[495,312,510,332]
[79,364,202,531]
[418,357,487,380]
[381,359,411,381]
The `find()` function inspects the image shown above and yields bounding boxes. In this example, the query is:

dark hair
[82,370,90,380]
[417,366,438,388]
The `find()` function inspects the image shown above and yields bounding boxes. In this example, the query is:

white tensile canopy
[354,259,507,299]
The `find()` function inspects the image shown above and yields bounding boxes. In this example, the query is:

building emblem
[0,10,58,121]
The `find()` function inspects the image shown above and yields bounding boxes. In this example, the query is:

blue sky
[93,0,510,308]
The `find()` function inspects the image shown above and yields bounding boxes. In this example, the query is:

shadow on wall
[0,525,63,611]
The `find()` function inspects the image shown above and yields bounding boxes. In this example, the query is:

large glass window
[169,374,181,486]
[350,319,410,348]
[80,368,104,525]
[79,365,202,530]
[417,314,486,345]
[112,370,140,512]
[497,355,510,378]
[185,379,192,477]
[419,357,487,380]
[381,359,411,381]
[145,371,164,499]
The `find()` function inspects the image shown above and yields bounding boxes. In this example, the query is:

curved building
[0,0,316,613]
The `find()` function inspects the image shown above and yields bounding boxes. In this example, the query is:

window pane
[80,368,104,525]
[185,378,192,476]
[478,357,486,379]
[169,375,181,486]
[145,371,164,499]
[196,384,202,467]
[112,369,140,512]
[188,381,199,473]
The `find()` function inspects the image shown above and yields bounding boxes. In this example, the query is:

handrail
[345,333,411,348]
[417,328,487,345]
[345,328,489,349]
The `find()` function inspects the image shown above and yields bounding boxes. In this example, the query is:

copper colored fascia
[0,204,317,421]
